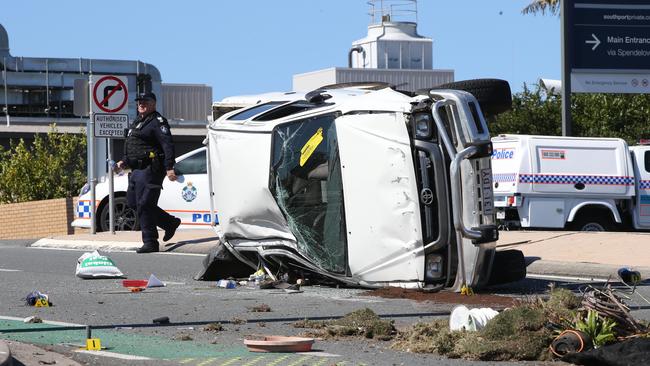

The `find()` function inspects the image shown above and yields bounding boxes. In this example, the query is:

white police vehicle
[72,147,215,231]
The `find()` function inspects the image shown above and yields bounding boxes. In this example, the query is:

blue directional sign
[570,0,650,70]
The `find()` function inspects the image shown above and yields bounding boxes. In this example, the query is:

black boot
[163,218,182,242]
[136,243,159,253]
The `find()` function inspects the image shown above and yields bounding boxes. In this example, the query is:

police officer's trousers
[126,166,177,246]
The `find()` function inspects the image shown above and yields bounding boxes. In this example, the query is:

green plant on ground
[575,309,617,347]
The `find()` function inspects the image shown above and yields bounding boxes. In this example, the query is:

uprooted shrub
[294,308,396,340]
[392,288,583,361]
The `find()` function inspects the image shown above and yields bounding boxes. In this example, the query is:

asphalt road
[1,240,649,366]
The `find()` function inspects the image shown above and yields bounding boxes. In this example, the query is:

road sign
[567,0,650,93]
[94,113,128,138]
[91,75,129,114]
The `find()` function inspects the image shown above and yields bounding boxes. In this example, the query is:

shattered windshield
[270,114,347,273]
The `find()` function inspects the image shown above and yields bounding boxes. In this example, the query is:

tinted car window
[175,150,206,175]
[228,102,285,121]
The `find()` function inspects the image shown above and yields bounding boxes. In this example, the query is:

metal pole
[3,57,9,126]
[45,59,49,116]
[108,138,115,234]
[561,0,573,136]
[88,75,96,234]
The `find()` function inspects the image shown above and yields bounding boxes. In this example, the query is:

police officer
[116,92,181,253]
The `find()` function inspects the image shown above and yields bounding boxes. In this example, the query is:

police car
[72,147,215,231]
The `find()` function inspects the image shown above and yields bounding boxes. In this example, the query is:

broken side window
[270,114,346,274]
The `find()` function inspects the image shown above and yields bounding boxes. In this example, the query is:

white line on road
[76,350,152,360]
[0,268,21,272]
[527,273,609,283]
[0,315,83,327]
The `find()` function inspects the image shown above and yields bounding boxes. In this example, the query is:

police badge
[182,182,197,202]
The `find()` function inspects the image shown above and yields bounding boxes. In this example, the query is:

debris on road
[217,279,237,289]
[249,304,271,313]
[392,285,650,361]
[173,332,193,341]
[362,287,516,308]
[23,316,42,323]
[203,322,223,332]
[153,316,170,325]
[448,306,498,331]
[24,290,52,307]
[146,274,166,288]
[294,308,395,341]
[550,329,592,357]
[244,335,315,353]
[76,251,124,279]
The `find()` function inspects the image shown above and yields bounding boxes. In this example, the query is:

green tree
[489,84,562,136]
[490,84,650,145]
[0,125,87,203]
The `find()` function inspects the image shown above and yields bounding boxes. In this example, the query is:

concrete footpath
[31,229,219,254]
[29,228,650,281]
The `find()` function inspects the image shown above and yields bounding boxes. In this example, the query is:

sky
[0,1,561,102]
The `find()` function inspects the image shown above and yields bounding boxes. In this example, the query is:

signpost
[562,0,650,135]
[89,75,129,234]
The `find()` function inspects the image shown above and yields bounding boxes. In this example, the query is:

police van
[206,81,526,291]
[492,134,650,231]
[72,147,215,231]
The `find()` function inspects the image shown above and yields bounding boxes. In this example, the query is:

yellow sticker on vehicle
[300,128,324,167]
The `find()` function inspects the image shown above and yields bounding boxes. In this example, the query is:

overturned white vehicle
[207,82,525,291]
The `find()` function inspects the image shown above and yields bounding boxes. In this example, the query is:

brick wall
[0,197,77,239]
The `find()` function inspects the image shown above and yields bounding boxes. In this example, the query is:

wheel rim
[102,201,137,231]
[581,222,605,231]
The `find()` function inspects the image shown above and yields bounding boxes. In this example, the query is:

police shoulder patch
[160,125,169,135]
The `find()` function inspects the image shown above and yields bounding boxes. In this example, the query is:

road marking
[76,349,152,360]
[219,357,242,366]
[527,273,609,283]
[297,351,341,357]
[312,357,329,366]
[178,358,195,364]
[266,355,290,366]
[197,358,217,366]
[287,356,311,366]
[0,268,21,272]
[241,355,265,366]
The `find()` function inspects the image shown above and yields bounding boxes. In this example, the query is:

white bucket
[449,305,499,332]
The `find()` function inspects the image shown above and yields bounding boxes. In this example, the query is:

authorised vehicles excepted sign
[94,113,128,138]
[90,75,129,139]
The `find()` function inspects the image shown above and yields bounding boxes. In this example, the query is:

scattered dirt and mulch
[362,287,517,308]
[294,308,396,341]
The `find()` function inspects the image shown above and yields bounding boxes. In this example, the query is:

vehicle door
[159,148,214,227]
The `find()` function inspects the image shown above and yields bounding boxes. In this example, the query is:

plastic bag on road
[75,250,124,279]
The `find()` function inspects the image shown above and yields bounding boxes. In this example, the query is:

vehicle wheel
[569,216,611,232]
[435,79,512,117]
[99,196,139,232]
[486,249,526,286]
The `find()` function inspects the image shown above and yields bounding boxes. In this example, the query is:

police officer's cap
[135,92,157,102]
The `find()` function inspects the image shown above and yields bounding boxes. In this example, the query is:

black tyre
[435,78,512,117]
[99,196,139,232]
[487,249,526,286]
[569,215,612,232]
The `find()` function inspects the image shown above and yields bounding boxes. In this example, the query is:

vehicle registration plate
[480,168,494,215]
[496,211,505,219]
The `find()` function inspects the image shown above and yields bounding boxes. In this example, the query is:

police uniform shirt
[124,111,175,171]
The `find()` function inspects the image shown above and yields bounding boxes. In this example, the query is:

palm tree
[522,0,561,15]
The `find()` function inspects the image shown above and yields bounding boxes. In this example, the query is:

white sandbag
[75,250,124,279]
